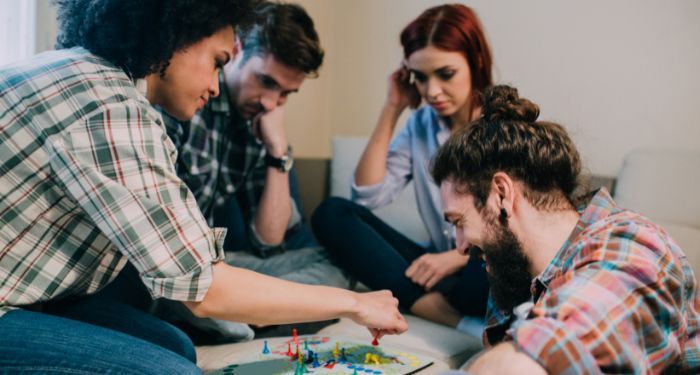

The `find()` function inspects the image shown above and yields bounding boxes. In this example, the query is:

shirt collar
[534,188,617,291]
[430,108,451,145]
[134,79,148,97]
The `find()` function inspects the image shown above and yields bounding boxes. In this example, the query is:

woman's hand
[405,249,469,291]
[345,290,407,338]
[386,63,421,111]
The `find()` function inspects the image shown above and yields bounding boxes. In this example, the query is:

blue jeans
[0,264,200,374]
[312,197,489,317]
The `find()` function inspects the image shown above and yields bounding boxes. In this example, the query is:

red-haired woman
[313,4,492,331]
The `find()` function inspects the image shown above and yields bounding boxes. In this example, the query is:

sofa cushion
[331,136,430,244]
[614,149,700,229]
[318,316,482,370]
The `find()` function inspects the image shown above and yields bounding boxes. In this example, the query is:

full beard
[481,213,534,313]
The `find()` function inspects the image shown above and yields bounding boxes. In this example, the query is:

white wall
[290,0,700,177]
[24,0,700,176]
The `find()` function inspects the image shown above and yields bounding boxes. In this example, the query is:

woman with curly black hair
[0,1,407,373]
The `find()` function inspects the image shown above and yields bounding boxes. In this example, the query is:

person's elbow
[183,298,213,318]
[181,263,228,318]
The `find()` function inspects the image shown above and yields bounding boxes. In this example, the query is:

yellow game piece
[333,342,340,357]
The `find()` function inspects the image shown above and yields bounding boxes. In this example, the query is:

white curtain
[0,0,37,67]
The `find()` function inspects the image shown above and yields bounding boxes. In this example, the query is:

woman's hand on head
[386,64,421,111]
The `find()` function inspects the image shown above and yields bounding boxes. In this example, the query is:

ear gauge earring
[499,208,508,223]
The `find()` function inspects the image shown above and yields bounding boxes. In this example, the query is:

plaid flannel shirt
[160,73,301,254]
[0,48,225,316]
[484,188,700,373]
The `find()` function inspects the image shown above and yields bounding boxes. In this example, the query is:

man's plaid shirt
[0,48,225,316]
[485,188,700,373]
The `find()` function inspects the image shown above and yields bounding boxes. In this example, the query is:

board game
[205,334,434,375]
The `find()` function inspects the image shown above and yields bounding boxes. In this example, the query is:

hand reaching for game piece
[346,290,407,338]
[405,249,469,291]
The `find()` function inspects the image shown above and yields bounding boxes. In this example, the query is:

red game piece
[286,341,293,357]
[372,334,379,346]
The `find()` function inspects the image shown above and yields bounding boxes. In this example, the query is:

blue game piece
[312,353,320,368]
[262,340,270,355]
[340,348,348,363]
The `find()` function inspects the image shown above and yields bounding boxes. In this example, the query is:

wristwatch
[265,145,294,173]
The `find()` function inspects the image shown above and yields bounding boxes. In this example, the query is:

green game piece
[304,340,309,350]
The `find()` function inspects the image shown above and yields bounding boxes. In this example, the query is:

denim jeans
[0,264,200,374]
[0,309,200,374]
[312,197,489,317]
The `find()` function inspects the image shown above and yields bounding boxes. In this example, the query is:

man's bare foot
[409,292,461,327]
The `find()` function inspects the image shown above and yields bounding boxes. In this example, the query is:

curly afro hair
[52,0,260,78]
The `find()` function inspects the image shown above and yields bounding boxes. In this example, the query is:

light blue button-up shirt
[352,106,456,252]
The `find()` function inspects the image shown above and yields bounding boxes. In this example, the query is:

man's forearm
[253,168,292,244]
[185,262,356,324]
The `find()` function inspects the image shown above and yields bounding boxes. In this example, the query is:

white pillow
[330,136,430,244]
[614,149,700,229]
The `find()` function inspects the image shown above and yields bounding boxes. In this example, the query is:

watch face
[282,155,294,172]
[265,146,294,172]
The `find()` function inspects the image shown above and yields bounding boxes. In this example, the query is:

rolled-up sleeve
[513,316,600,374]
[351,124,413,209]
[49,103,225,302]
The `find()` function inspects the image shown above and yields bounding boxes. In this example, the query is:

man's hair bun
[481,85,539,123]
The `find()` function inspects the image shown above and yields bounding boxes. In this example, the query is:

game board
[205,335,434,375]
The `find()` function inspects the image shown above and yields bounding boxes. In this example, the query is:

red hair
[401,4,493,107]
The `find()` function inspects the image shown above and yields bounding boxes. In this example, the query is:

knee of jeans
[311,197,351,233]
[173,329,198,363]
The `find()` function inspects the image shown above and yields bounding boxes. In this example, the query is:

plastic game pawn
[312,353,320,368]
[333,342,340,358]
[286,341,293,357]
[365,353,380,365]
[296,351,306,374]
[340,348,348,363]
[295,341,301,360]
[293,328,298,345]
[372,335,379,346]
[305,350,314,364]
[262,340,270,355]
[352,367,358,375]
[303,340,309,351]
